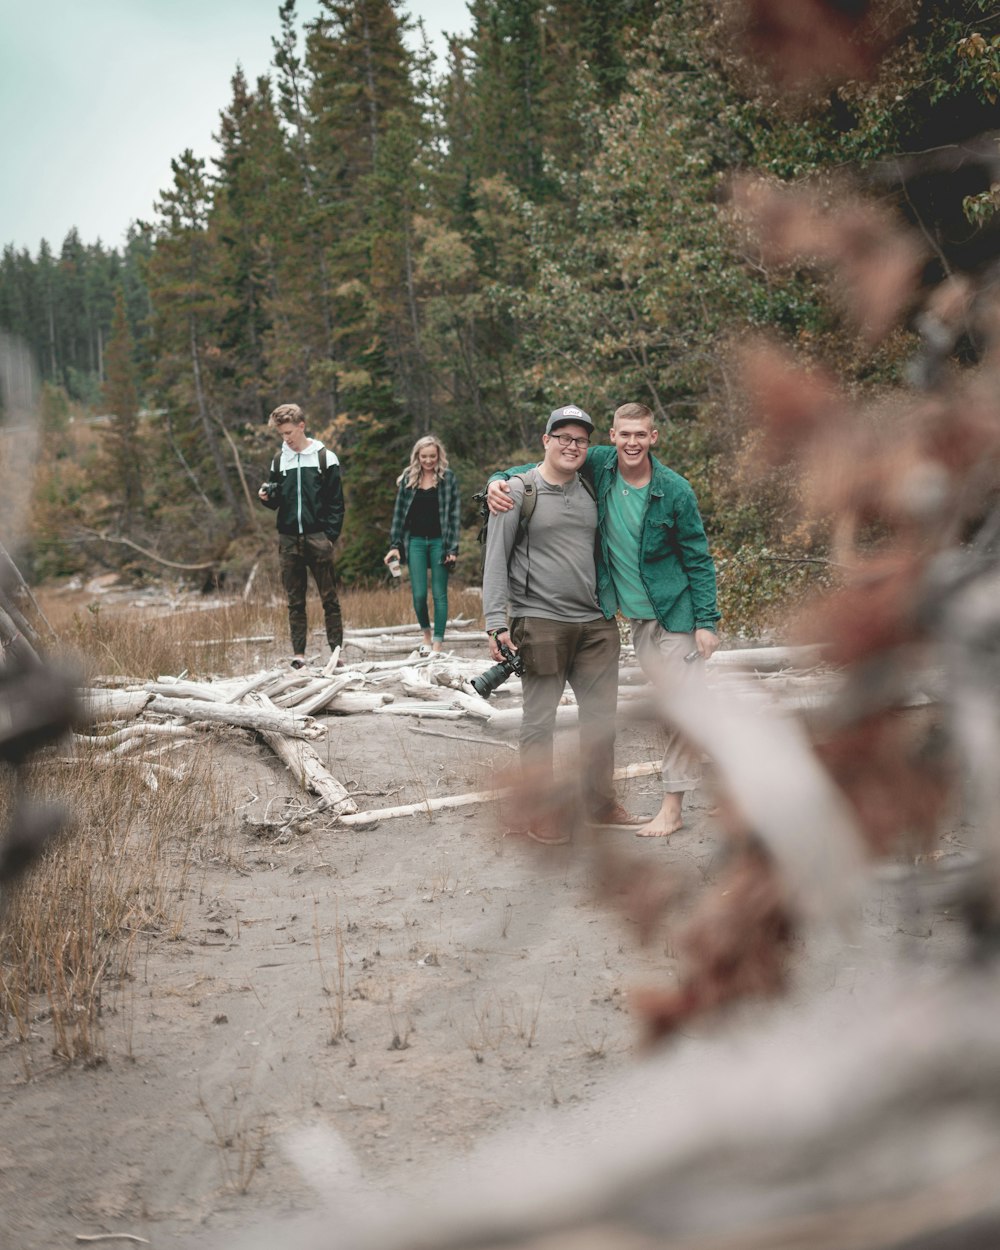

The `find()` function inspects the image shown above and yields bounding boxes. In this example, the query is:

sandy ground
[0,658,972,1249]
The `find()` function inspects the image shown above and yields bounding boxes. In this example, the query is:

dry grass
[2,576,473,1068]
[36,581,484,681]
[0,729,232,1067]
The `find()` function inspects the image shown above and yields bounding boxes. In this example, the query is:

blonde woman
[384,435,460,653]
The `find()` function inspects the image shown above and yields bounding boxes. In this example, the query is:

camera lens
[471,659,513,700]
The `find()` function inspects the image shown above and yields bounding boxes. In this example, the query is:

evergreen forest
[3,0,999,632]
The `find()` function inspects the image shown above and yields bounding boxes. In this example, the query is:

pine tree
[100,288,143,528]
[212,68,291,427]
[463,0,547,196]
[146,150,244,527]
[267,0,342,421]
[299,0,429,573]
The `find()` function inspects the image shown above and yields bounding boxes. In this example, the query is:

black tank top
[409,486,441,538]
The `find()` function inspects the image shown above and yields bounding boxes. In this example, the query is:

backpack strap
[518,469,538,531]
[516,469,538,596]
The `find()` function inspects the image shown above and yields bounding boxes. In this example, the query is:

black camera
[471,639,525,700]
[260,480,278,499]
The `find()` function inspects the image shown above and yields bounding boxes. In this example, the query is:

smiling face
[610,412,657,473]
[541,421,591,481]
[418,443,439,473]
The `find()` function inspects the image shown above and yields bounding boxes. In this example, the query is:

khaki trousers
[510,615,620,810]
[630,619,703,794]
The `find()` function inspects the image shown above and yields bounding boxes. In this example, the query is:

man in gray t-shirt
[482,405,639,843]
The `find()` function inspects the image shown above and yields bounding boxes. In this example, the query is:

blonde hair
[268,403,305,428]
[398,434,449,488]
[612,402,654,426]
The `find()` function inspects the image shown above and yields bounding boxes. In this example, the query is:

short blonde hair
[268,403,305,428]
[612,402,654,425]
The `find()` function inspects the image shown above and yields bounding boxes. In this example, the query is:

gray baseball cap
[545,404,594,435]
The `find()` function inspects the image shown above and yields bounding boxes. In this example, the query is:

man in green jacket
[258,403,345,668]
[487,401,720,836]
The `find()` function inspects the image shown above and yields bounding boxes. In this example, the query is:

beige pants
[511,614,620,811]
[630,619,703,794]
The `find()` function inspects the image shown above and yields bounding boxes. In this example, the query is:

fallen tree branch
[372,704,464,720]
[335,760,663,826]
[245,693,356,814]
[76,1234,150,1245]
[407,725,518,750]
[72,723,196,750]
[79,527,216,571]
[190,634,274,648]
[344,618,477,638]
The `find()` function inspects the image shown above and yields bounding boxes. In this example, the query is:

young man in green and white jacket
[258,403,345,668]
[487,401,720,836]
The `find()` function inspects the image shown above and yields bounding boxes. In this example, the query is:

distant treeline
[2,0,997,620]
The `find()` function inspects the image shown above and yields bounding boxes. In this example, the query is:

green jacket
[261,439,344,543]
[490,445,720,633]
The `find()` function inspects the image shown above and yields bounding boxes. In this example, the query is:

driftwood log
[78,688,152,725]
[147,694,326,740]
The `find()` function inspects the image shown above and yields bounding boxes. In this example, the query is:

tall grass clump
[0,740,230,1066]
[339,582,484,631]
[56,598,286,682]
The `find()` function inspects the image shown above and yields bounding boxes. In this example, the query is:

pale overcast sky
[0,0,470,256]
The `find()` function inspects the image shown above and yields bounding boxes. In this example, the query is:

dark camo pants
[509,615,619,810]
[278,533,343,656]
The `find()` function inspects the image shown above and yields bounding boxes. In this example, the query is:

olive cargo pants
[278,533,343,657]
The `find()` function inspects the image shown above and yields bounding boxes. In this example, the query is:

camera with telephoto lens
[471,638,524,700]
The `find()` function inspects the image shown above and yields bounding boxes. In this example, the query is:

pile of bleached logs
[67,623,938,829]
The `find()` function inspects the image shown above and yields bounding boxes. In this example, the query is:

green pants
[407,535,449,641]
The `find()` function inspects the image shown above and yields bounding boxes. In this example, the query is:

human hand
[488,628,514,662]
[443,553,457,569]
[486,480,514,514]
[694,628,719,661]
[383,548,400,566]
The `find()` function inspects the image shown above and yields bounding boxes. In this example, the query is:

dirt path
[1,702,736,1247]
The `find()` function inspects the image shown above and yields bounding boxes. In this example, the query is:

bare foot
[635,815,683,838]
[635,796,683,838]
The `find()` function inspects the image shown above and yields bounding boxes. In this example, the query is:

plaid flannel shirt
[389,467,461,558]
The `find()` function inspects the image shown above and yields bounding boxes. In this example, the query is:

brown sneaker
[590,803,645,828]
[524,821,570,846]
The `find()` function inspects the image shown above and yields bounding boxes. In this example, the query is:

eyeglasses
[549,433,590,449]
